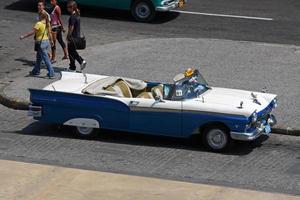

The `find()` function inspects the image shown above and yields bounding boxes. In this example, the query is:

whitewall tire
[202,126,232,152]
[74,126,98,139]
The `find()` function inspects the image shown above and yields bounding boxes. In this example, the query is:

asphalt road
[1,0,300,76]
[0,0,300,196]
[0,104,300,195]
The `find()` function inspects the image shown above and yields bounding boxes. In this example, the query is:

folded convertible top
[82,76,147,96]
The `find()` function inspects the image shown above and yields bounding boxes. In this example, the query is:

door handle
[129,101,139,106]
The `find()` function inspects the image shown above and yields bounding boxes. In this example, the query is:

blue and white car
[28,69,278,152]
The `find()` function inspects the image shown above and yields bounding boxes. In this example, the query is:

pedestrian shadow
[15,58,35,66]
[5,0,180,24]
[15,57,68,73]
[18,121,259,156]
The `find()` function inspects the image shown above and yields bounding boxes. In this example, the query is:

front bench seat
[151,84,163,99]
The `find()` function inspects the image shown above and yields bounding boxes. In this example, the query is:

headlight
[251,111,258,123]
[272,98,278,108]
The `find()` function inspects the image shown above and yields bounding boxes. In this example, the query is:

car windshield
[174,70,209,100]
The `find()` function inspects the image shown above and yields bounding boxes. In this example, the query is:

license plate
[265,124,271,134]
[179,0,185,8]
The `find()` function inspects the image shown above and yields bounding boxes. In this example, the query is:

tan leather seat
[137,92,154,99]
[151,84,163,99]
[104,80,132,98]
[114,80,132,98]
[105,85,115,92]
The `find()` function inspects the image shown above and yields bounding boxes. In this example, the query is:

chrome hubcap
[207,129,227,150]
[135,3,150,19]
[77,127,94,135]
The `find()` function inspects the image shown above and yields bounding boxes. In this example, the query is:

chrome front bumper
[156,0,187,11]
[230,114,277,141]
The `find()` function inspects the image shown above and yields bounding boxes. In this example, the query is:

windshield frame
[172,70,209,100]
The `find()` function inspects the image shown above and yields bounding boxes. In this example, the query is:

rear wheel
[74,126,98,139]
[131,0,156,22]
[202,126,232,152]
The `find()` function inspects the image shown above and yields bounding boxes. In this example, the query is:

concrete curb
[0,82,299,136]
[0,83,29,111]
[272,128,300,137]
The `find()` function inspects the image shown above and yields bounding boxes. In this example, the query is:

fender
[64,118,100,128]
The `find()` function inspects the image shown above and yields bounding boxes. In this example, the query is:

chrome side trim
[129,106,246,118]
[129,106,181,113]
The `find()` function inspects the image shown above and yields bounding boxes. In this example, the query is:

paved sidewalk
[0,159,299,200]
[1,38,300,132]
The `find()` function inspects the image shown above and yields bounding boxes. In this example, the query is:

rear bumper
[28,105,42,117]
[230,115,277,141]
[156,0,187,12]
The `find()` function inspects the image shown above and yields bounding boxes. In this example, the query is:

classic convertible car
[28,69,278,152]
[58,0,187,22]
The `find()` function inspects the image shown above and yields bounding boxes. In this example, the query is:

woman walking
[20,11,55,79]
[50,0,68,63]
[37,0,51,22]
[66,1,86,72]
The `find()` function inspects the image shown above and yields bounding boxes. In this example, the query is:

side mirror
[154,95,165,103]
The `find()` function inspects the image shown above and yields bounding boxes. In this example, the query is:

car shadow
[5,0,180,24]
[17,121,265,156]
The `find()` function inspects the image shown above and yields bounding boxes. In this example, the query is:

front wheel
[74,126,98,139]
[202,126,232,152]
[131,0,156,22]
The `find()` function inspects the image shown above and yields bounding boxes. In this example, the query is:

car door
[114,0,131,10]
[128,98,182,137]
[77,0,116,9]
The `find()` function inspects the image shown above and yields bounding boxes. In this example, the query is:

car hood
[198,87,277,116]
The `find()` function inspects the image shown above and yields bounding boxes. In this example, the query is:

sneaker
[48,75,56,79]
[29,71,40,77]
[80,60,87,71]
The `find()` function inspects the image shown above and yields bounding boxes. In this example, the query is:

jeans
[68,39,83,70]
[32,40,55,77]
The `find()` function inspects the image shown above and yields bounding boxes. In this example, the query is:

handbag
[34,41,42,51]
[73,36,86,50]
